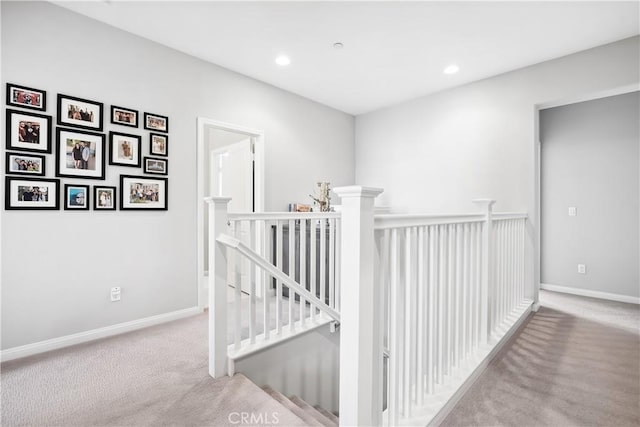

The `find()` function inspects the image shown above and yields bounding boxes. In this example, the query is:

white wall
[0,1,354,350]
[540,92,639,299]
[355,37,639,214]
[355,36,639,301]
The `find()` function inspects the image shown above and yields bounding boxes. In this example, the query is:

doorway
[197,118,265,309]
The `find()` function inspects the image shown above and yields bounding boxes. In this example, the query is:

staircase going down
[262,385,338,427]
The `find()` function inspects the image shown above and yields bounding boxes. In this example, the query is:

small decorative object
[64,184,90,211]
[110,105,138,128]
[6,109,52,153]
[143,112,169,133]
[120,175,168,210]
[109,131,141,167]
[289,203,311,212]
[94,186,117,210]
[5,176,60,210]
[57,94,104,131]
[5,152,46,176]
[6,83,46,111]
[310,181,331,212]
[55,128,106,180]
[149,133,168,156]
[143,157,168,175]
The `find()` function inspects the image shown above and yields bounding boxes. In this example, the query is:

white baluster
[299,219,307,325]
[320,218,327,311]
[329,218,336,309]
[310,219,317,321]
[417,226,425,406]
[276,221,283,334]
[288,219,295,331]
[250,220,256,344]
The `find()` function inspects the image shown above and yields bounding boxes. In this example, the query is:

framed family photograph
[6,109,52,153]
[6,152,46,176]
[143,157,168,176]
[55,128,106,180]
[5,176,60,210]
[64,184,90,211]
[111,105,138,128]
[57,94,104,131]
[109,131,141,167]
[6,83,46,111]
[120,175,168,210]
[94,186,116,211]
[143,112,169,133]
[149,133,168,156]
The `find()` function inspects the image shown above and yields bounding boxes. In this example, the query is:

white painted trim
[537,84,639,110]
[196,117,265,311]
[426,302,533,426]
[1,307,202,362]
[541,283,640,305]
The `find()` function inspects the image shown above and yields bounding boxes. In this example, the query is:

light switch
[568,207,577,217]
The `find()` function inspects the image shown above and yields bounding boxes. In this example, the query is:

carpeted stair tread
[290,395,337,427]
[314,405,339,425]
[262,386,324,426]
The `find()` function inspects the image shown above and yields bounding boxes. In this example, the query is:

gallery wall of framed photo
[4,82,170,211]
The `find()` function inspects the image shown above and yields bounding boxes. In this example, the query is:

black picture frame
[109,131,142,167]
[5,176,60,210]
[5,152,46,176]
[57,94,104,131]
[6,109,53,153]
[143,157,168,176]
[55,127,106,180]
[120,175,168,211]
[143,112,169,133]
[110,105,139,128]
[63,184,90,211]
[149,133,168,157]
[94,186,117,211]
[6,83,46,111]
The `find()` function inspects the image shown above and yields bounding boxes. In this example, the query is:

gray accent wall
[540,92,639,298]
[0,2,354,350]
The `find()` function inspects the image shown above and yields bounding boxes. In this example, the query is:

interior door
[210,138,254,294]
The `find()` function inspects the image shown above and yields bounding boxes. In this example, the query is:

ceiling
[53,1,639,116]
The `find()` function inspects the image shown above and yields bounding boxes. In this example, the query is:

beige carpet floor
[442,290,640,427]
[2,290,638,426]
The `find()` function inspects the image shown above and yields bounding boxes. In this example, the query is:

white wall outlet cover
[568,207,577,216]
[577,264,586,274]
[110,287,121,301]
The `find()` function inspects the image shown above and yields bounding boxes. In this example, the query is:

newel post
[473,199,496,344]
[334,185,384,427]
[205,196,232,378]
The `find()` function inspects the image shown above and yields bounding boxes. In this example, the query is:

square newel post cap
[334,185,384,199]
[204,196,232,206]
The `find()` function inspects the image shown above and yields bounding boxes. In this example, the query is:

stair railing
[205,197,341,378]
[334,187,533,427]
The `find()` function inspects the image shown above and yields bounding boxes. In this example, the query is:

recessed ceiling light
[275,55,290,66]
[443,64,460,75]
[333,42,344,49]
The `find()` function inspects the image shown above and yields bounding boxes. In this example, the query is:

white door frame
[197,117,265,310]
[533,83,638,309]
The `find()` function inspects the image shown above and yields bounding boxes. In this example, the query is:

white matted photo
[5,152,46,176]
[55,128,106,180]
[109,131,141,167]
[6,109,52,153]
[120,175,168,210]
[57,94,104,131]
[5,176,60,210]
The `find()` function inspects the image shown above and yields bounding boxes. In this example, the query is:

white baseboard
[541,283,640,305]
[1,306,202,362]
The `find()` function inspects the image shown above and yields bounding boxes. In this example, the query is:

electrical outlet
[111,287,121,302]
[568,207,577,217]
[577,264,586,274]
